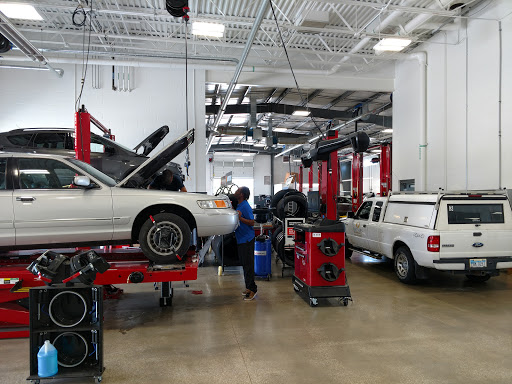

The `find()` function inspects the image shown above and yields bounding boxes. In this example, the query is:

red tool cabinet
[292,219,351,307]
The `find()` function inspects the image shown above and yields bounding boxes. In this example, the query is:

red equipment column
[380,144,392,196]
[74,109,91,163]
[319,161,327,209]
[326,131,339,220]
[352,152,363,212]
[298,165,303,192]
[308,163,314,192]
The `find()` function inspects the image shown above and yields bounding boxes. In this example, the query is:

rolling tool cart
[292,219,351,307]
[296,128,370,306]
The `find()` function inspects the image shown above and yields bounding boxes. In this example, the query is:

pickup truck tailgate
[435,197,512,269]
[439,229,512,259]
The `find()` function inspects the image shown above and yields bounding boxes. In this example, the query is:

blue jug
[37,340,58,377]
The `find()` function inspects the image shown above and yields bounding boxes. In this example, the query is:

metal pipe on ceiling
[205,0,270,154]
[0,10,63,77]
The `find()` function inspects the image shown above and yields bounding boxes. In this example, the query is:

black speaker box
[28,285,104,382]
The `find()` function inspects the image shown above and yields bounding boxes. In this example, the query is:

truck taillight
[427,235,440,252]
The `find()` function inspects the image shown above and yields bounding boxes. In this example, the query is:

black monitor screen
[307,191,320,213]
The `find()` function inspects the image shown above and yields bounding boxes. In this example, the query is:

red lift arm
[0,250,198,339]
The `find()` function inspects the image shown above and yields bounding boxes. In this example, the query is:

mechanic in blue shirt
[148,169,187,192]
[234,186,257,301]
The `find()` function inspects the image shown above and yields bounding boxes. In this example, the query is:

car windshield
[68,159,117,187]
[99,136,139,154]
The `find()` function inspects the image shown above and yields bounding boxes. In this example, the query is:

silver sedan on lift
[0,130,238,263]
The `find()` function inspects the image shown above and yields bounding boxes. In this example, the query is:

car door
[0,157,15,247]
[366,201,384,253]
[12,156,114,247]
[349,201,373,248]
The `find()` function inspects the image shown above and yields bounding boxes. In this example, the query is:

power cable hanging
[166,1,190,176]
[184,7,190,177]
[269,0,325,142]
[74,0,93,112]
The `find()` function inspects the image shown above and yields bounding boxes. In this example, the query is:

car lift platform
[0,247,199,339]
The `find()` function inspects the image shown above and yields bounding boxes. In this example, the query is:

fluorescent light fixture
[192,22,225,38]
[373,38,411,52]
[382,128,393,133]
[292,159,302,162]
[292,110,311,117]
[0,4,42,20]
[272,128,289,133]
[235,158,244,162]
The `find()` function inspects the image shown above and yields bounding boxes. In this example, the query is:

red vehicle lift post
[351,152,363,213]
[380,143,392,197]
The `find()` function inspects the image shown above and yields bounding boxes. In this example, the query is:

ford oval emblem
[472,242,484,248]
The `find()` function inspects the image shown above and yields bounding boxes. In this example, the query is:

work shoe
[242,289,251,296]
[244,291,257,301]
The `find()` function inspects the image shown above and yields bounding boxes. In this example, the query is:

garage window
[18,158,82,189]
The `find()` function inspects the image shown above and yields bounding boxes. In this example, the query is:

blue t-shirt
[235,200,255,244]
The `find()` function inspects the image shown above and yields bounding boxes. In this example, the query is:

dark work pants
[238,238,257,293]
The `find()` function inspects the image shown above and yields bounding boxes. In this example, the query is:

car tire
[270,189,299,209]
[276,194,308,220]
[271,225,283,252]
[394,246,417,284]
[465,274,491,283]
[139,212,191,263]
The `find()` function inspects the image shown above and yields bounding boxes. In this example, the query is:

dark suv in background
[0,126,183,181]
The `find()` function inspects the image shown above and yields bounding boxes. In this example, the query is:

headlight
[197,199,229,209]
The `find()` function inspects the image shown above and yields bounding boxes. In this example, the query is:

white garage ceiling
[0,0,486,153]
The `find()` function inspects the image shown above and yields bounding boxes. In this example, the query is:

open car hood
[132,125,170,156]
[117,129,194,188]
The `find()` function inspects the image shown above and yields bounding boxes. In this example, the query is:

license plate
[470,259,487,268]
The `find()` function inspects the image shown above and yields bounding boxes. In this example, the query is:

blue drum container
[255,235,272,279]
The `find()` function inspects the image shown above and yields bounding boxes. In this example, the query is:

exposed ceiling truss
[0,0,488,155]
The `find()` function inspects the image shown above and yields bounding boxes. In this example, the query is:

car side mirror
[347,211,355,219]
[73,175,93,188]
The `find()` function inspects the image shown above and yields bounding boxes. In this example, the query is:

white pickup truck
[344,191,512,284]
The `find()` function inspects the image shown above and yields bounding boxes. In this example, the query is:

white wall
[0,64,206,191]
[393,0,512,191]
[253,154,271,196]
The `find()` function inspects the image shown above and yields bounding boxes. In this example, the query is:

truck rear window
[447,204,504,224]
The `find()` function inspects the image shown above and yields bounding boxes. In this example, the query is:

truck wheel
[394,246,417,284]
[465,274,491,283]
[344,239,352,259]
[139,213,191,263]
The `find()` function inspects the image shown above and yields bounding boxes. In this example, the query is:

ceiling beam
[273,89,291,104]
[298,89,322,107]
[324,91,355,109]
[205,103,392,127]
[264,88,278,103]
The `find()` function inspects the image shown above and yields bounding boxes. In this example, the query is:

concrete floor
[2,253,512,384]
